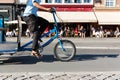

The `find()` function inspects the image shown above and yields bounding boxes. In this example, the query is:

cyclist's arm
[33,1,51,12]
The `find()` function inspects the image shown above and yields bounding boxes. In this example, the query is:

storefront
[0,1,16,21]
[93,8,120,37]
[36,4,96,37]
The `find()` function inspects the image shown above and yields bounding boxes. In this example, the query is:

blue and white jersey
[23,0,41,16]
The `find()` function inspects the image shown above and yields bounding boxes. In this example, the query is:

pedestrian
[99,26,104,38]
[114,27,120,38]
[80,26,86,38]
[23,0,51,58]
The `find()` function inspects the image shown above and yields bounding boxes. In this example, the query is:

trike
[0,7,76,61]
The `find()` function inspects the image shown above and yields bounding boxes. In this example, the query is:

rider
[23,0,51,58]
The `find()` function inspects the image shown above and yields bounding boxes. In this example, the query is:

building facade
[0,0,16,21]
[94,0,120,26]
[93,0,120,37]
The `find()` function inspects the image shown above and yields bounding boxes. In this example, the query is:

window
[45,0,52,3]
[48,0,52,3]
[105,0,115,7]
[65,0,72,3]
[45,0,48,3]
[84,0,91,3]
[55,0,62,3]
[75,0,81,3]
[95,0,102,3]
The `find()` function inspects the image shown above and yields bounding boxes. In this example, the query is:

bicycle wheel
[54,40,76,61]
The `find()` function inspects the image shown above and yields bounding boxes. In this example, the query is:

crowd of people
[90,26,120,38]
[5,26,120,38]
[58,25,120,38]
[6,29,17,37]
[58,25,86,38]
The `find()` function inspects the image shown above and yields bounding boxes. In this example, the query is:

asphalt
[1,37,120,80]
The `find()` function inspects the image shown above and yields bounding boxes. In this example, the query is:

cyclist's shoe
[31,51,43,59]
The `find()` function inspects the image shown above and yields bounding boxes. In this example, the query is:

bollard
[0,15,5,43]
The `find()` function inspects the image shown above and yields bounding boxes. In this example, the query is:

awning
[37,11,97,23]
[95,12,120,25]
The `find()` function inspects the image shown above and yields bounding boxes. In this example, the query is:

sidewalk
[0,72,120,80]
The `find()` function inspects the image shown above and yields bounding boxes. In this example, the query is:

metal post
[15,0,22,49]
[0,15,5,43]
[17,15,22,49]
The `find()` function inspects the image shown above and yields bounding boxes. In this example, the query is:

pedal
[39,39,43,42]
[38,46,43,53]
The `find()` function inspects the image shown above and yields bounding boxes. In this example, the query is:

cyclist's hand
[48,8,51,13]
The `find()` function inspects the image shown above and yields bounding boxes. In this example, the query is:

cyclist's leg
[23,15,41,58]
[32,30,43,58]
[37,16,50,34]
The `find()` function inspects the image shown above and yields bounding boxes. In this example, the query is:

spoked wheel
[54,40,76,61]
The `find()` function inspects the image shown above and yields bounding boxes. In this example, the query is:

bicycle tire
[54,40,76,61]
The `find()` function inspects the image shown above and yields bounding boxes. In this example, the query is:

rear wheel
[54,40,76,61]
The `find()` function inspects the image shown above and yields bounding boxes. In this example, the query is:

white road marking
[76,46,120,49]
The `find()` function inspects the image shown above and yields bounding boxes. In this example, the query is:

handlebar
[51,7,56,13]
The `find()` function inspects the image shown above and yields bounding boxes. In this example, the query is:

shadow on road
[0,54,119,64]
[0,55,56,65]
[74,54,119,61]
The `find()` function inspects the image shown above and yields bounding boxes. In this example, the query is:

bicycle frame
[0,10,62,53]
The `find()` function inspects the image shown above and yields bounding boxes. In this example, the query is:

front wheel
[54,40,76,61]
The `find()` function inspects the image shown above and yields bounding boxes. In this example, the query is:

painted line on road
[76,46,120,49]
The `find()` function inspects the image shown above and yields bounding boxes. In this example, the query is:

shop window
[105,0,116,7]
